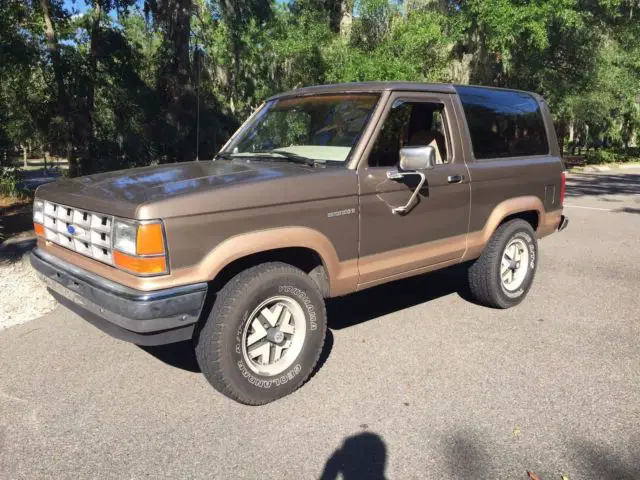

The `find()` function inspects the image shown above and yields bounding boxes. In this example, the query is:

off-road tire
[467,219,538,309]
[194,262,327,405]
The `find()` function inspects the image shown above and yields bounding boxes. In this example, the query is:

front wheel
[467,219,538,309]
[194,262,327,405]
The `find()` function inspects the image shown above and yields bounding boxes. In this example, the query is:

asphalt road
[1,169,639,480]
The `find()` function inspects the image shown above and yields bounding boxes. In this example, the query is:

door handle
[386,170,426,215]
[447,175,463,184]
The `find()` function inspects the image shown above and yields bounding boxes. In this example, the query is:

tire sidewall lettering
[237,361,302,389]
[232,281,316,390]
[278,284,318,331]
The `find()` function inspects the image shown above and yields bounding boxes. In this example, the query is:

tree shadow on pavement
[443,431,492,479]
[573,441,640,480]
[319,432,388,480]
[566,173,640,198]
[0,237,36,265]
[614,207,640,214]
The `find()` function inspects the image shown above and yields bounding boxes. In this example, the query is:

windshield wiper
[215,149,319,167]
[251,149,319,167]
[214,152,235,160]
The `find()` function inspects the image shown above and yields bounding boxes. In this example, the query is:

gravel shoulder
[0,244,58,330]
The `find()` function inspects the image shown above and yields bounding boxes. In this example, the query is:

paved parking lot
[1,170,639,479]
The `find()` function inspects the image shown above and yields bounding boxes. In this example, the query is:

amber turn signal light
[136,223,165,255]
[113,250,167,275]
[34,223,45,237]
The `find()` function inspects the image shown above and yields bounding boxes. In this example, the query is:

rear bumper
[558,214,569,232]
[30,248,207,345]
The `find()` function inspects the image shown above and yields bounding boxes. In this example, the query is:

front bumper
[30,248,207,345]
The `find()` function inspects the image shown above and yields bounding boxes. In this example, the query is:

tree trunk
[172,0,192,97]
[40,0,78,177]
[22,145,28,168]
[328,0,350,34]
[172,0,192,160]
[568,122,574,142]
[153,0,192,161]
[556,122,566,155]
[84,0,101,175]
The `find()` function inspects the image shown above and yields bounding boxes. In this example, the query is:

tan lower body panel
[356,233,467,286]
[537,209,562,239]
[38,205,562,297]
[355,207,563,293]
[356,258,460,291]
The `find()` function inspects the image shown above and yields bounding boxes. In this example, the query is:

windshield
[222,94,380,164]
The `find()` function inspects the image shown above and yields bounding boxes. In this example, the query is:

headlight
[113,221,137,255]
[33,199,45,237]
[112,220,167,276]
[33,199,44,224]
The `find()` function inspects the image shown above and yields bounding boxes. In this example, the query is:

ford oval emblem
[67,225,76,235]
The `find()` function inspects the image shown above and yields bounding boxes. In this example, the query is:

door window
[368,100,449,168]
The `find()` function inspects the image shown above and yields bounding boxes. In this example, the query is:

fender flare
[462,196,545,261]
[197,227,358,297]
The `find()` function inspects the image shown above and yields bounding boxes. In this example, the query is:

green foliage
[584,147,640,165]
[0,0,638,175]
[0,166,26,198]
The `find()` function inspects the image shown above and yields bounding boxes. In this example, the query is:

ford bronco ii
[31,82,568,404]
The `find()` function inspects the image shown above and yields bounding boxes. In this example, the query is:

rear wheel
[194,262,327,405]
[467,219,538,309]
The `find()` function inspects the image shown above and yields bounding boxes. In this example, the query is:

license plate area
[39,272,86,307]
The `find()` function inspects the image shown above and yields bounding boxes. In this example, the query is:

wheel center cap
[266,329,285,344]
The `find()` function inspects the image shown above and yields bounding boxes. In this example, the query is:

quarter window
[456,86,549,159]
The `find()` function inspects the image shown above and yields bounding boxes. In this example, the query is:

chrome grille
[42,201,115,265]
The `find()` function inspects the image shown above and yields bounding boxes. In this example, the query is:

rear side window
[456,86,549,159]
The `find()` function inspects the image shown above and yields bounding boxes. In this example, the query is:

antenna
[195,44,201,161]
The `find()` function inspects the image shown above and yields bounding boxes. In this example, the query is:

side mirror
[399,145,436,171]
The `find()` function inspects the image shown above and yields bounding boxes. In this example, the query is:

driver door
[357,92,471,286]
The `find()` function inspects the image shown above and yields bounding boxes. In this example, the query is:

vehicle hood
[35,160,349,219]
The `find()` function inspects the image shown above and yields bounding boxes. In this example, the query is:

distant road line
[563,204,612,211]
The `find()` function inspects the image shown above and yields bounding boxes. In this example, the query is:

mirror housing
[399,145,436,171]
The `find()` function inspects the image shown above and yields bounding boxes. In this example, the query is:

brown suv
[31,82,568,404]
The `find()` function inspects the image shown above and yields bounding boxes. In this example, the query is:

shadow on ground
[0,237,36,264]
[443,431,492,478]
[573,440,640,480]
[141,265,471,375]
[140,328,334,376]
[440,431,640,479]
[566,172,640,198]
[314,430,640,480]
[320,432,388,480]
[327,264,473,330]
[0,201,34,251]
[614,207,640,215]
